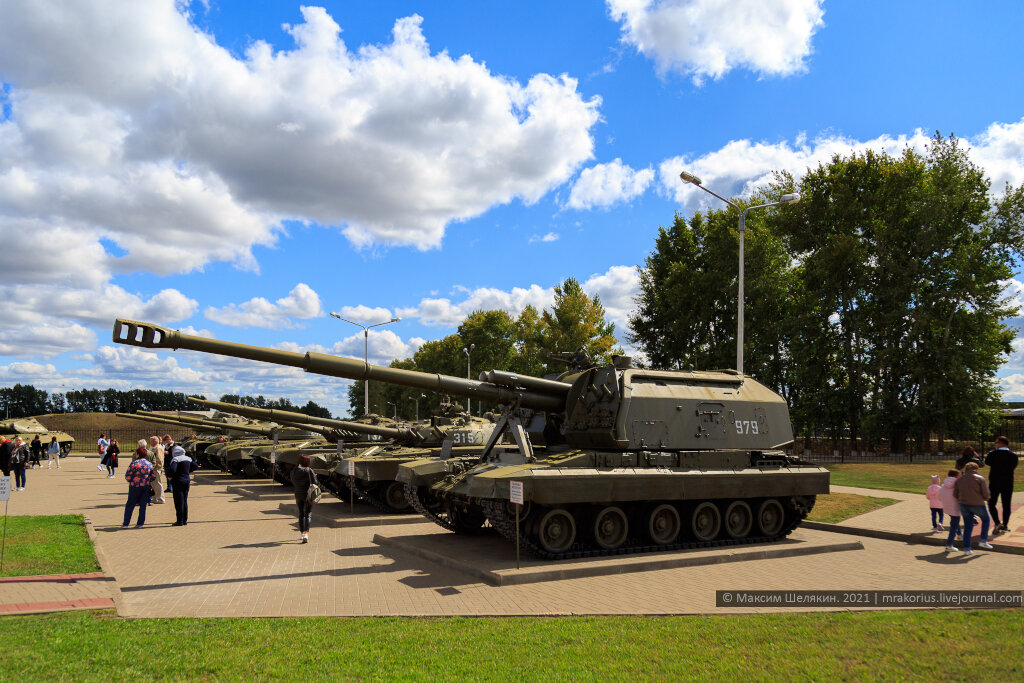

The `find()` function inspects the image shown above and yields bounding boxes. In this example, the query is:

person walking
[290,454,318,543]
[955,446,982,471]
[985,436,1019,533]
[105,439,120,478]
[10,437,28,491]
[161,434,175,494]
[939,469,963,552]
[47,436,61,469]
[122,449,156,528]
[29,435,43,468]
[147,436,166,504]
[96,433,110,472]
[166,438,196,526]
[954,462,994,556]
[0,436,13,478]
[926,475,944,531]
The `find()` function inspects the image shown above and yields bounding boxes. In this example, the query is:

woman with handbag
[289,454,320,543]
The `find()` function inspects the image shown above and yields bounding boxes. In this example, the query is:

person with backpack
[96,433,110,472]
[290,454,319,543]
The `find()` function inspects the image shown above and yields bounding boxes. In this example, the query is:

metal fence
[787,437,1004,464]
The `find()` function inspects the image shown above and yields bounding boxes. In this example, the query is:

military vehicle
[116,411,264,467]
[112,319,829,558]
[187,397,498,513]
[1,417,75,458]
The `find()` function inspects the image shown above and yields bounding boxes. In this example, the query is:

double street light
[330,312,401,417]
[678,171,799,376]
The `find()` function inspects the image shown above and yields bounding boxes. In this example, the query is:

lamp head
[390,317,401,323]
[679,171,702,185]
[330,312,341,319]
[780,192,800,205]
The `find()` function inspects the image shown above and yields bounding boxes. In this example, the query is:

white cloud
[607,0,825,83]
[529,232,560,244]
[1000,373,1024,401]
[566,158,654,210]
[333,306,397,326]
[0,2,600,269]
[658,119,1024,213]
[394,265,640,331]
[204,283,323,329]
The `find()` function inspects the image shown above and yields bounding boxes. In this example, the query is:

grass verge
[0,610,1020,680]
[0,515,101,577]
[806,492,898,524]
[827,460,1024,494]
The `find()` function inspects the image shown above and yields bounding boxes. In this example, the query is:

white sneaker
[97,465,105,471]
[977,542,993,550]
[963,549,974,556]
[944,546,955,552]
[936,524,944,531]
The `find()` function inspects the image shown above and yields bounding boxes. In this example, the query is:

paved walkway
[830,484,1024,549]
[2,459,1022,616]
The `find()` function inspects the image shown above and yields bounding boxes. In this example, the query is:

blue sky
[1,0,1023,417]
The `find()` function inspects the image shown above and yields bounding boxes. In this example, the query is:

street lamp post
[413,393,426,422]
[462,344,475,415]
[330,313,401,416]
[387,401,397,420]
[678,171,799,376]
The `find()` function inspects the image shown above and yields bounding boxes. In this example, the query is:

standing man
[10,437,28,491]
[985,436,1019,533]
[96,433,110,472]
[164,435,196,526]
[147,436,166,504]
[0,436,12,478]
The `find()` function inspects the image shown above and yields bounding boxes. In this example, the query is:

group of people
[926,437,1018,555]
[121,434,197,528]
[0,435,62,491]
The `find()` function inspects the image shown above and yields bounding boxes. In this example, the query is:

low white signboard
[509,480,524,505]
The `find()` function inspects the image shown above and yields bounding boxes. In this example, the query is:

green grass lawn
[827,460,1024,494]
[806,492,898,523]
[0,610,1020,680]
[0,515,100,577]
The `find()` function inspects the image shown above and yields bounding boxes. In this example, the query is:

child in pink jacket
[938,469,962,551]
[926,474,944,531]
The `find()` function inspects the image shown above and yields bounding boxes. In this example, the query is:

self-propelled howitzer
[113,319,828,556]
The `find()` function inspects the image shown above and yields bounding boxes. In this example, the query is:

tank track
[403,484,490,534]
[480,498,809,561]
[350,478,395,514]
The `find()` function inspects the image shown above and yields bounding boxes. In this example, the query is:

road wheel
[756,499,785,536]
[536,508,576,554]
[723,501,753,539]
[592,506,629,549]
[691,501,721,542]
[647,503,681,545]
[382,481,411,512]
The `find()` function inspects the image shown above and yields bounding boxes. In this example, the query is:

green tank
[112,319,828,557]
[116,411,266,468]
[188,396,500,513]
[0,417,75,457]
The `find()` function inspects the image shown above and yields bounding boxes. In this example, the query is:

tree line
[0,384,333,420]
[629,134,1024,452]
[348,278,619,418]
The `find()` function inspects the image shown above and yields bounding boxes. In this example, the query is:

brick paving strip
[0,573,116,615]
[2,458,1022,617]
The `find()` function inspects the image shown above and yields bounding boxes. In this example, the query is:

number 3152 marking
[735,420,759,435]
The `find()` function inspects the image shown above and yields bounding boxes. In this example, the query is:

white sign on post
[346,460,355,476]
[0,476,10,501]
[509,480,524,505]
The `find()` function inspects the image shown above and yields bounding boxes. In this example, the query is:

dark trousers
[988,483,1013,527]
[123,486,150,526]
[930,508,944,526]
[12,464,26,488]
[295,494,312,532]
[172,481,191,524]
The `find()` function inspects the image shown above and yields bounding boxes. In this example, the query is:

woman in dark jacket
[105,440,121,478]
[290,454,318,543]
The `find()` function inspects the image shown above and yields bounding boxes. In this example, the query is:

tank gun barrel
[133,411,279,437]
[478,370,572,396]
[113,319,565,411]
[187,397,418,442]
[115,412,257,436]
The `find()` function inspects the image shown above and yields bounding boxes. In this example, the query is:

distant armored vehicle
[0,417,75,457]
